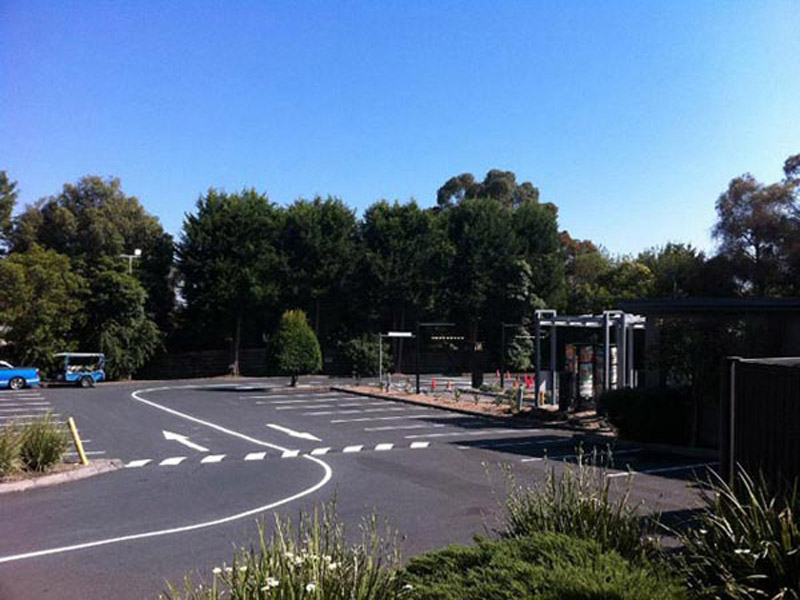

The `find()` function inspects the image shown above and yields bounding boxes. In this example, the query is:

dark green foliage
[401,533,684,600]
[0,244,85,367]
[273,310,322,385]
[177,188,283,359]
[83,269,161,379]
[598,387,692,445]
[0,170,18,253]
[19,413,70,472]
[338,334,391,377]
[501,461,657,562]
[677,469,800,600]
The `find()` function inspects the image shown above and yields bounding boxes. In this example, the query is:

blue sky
[2,1,798,255]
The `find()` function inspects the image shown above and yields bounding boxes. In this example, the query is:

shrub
[499,457,658,562]
[338,334,391,378]
[161,503,403,600]
[272,309,322,386]
[676,468,800,599]
[598,386,692,445]
[0,423,23,476]
[401,532,685,600]
[19,413,70,472]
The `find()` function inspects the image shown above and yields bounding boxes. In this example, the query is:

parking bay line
[364,424,447,432]
[521,448,641,463]
[305,407,409,416]
[276,402,386,411]
[329,413,462,423]
[606,461,719,478]
[404,429,530,439]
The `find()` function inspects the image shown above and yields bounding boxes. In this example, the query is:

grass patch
[675,469,800,599]
[498,449,659,562]
[18,412,70,472]
[161,503,403,600]
[0,423,23,476]
[400,532,685,600]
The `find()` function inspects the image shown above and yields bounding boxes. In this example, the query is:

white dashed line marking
[125,459,151,468]
[342,445,363,453]
[281,450,300,458]
[374,443,393,451]
[244,452,267,461]
[159,457,186,466]
[410,442,430,449]
[201,454,226,463]
[310,447,331,455]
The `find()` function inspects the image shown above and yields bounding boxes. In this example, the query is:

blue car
[0,360,42,390]
[54,353,106,388]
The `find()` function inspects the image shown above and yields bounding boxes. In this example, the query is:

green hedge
[401,532,684,600]
[598,387,691,445]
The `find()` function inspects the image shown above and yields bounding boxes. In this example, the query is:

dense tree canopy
[2,156,799,378]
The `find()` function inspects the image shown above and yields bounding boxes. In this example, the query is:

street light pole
[119,248,142,274]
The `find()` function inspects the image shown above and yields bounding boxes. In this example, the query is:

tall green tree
[10,175,175,332]
[713,172,796,296]
[272,309,322,386]
[360,200,452,364]
[0,245,85,367]
[82,267,161,379]
[437,169,541,209]
[177,188,283,373]
[0,171,18,254]
[280,197,358,338]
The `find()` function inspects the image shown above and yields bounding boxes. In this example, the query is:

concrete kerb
[0,459,123,494]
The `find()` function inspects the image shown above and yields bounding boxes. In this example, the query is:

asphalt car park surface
[0,380,714,599]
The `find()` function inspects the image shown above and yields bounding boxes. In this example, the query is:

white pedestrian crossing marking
[201,454,226,463]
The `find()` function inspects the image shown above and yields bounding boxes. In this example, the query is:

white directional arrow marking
[162,430,210,452]
[266,423,322,442]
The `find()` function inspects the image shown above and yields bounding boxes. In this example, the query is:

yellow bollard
[67,417,89,466]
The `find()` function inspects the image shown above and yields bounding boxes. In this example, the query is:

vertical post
[549,320,557,406]
[67,417,89,466]
[534,315,542,402]
[500,323,506,388]
[378,333,383,390]
[415,322,421,394]
[603,312,611,391]
[728,358,737,486]
[617,316,626,388]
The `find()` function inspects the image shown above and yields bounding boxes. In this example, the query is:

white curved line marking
[0,385,333,564]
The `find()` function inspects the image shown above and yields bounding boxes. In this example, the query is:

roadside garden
[160,459,800,600]
[0,413,71,481]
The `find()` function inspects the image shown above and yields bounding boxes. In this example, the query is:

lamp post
[379,331,413,389]
[120,248,142,274]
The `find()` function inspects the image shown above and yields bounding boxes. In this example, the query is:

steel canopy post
[500,323,506,388]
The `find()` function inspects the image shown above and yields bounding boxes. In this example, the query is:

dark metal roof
[617,297,800,314]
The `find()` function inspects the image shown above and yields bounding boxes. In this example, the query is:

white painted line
[363,407,408,413]
[201,454,226,463]
[65,450,106,456]
[0,407,51,413]
[329,414,455,423]
[606,462,718,478]
[159,457,186,466]
[0,403,51,408]
[125,459,151,468]
[244,452,267,461]
[310,447,330,455]
[281,450,300,458]
[405,429,522,439]
[266,423,321,441]
[0,386,336,567]
[276,404,336,410]
[364,424,447,432]
[520,448,641,464]
[374,443,394,451]
[342,445,363,453]
[410,442,430,449]
[306,410,360,416]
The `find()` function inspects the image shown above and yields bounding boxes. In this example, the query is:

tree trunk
[291,374,298,387]
[314,297,321,335]
[232,311,242,377]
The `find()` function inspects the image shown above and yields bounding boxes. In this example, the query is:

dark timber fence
[721,357,800,490]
